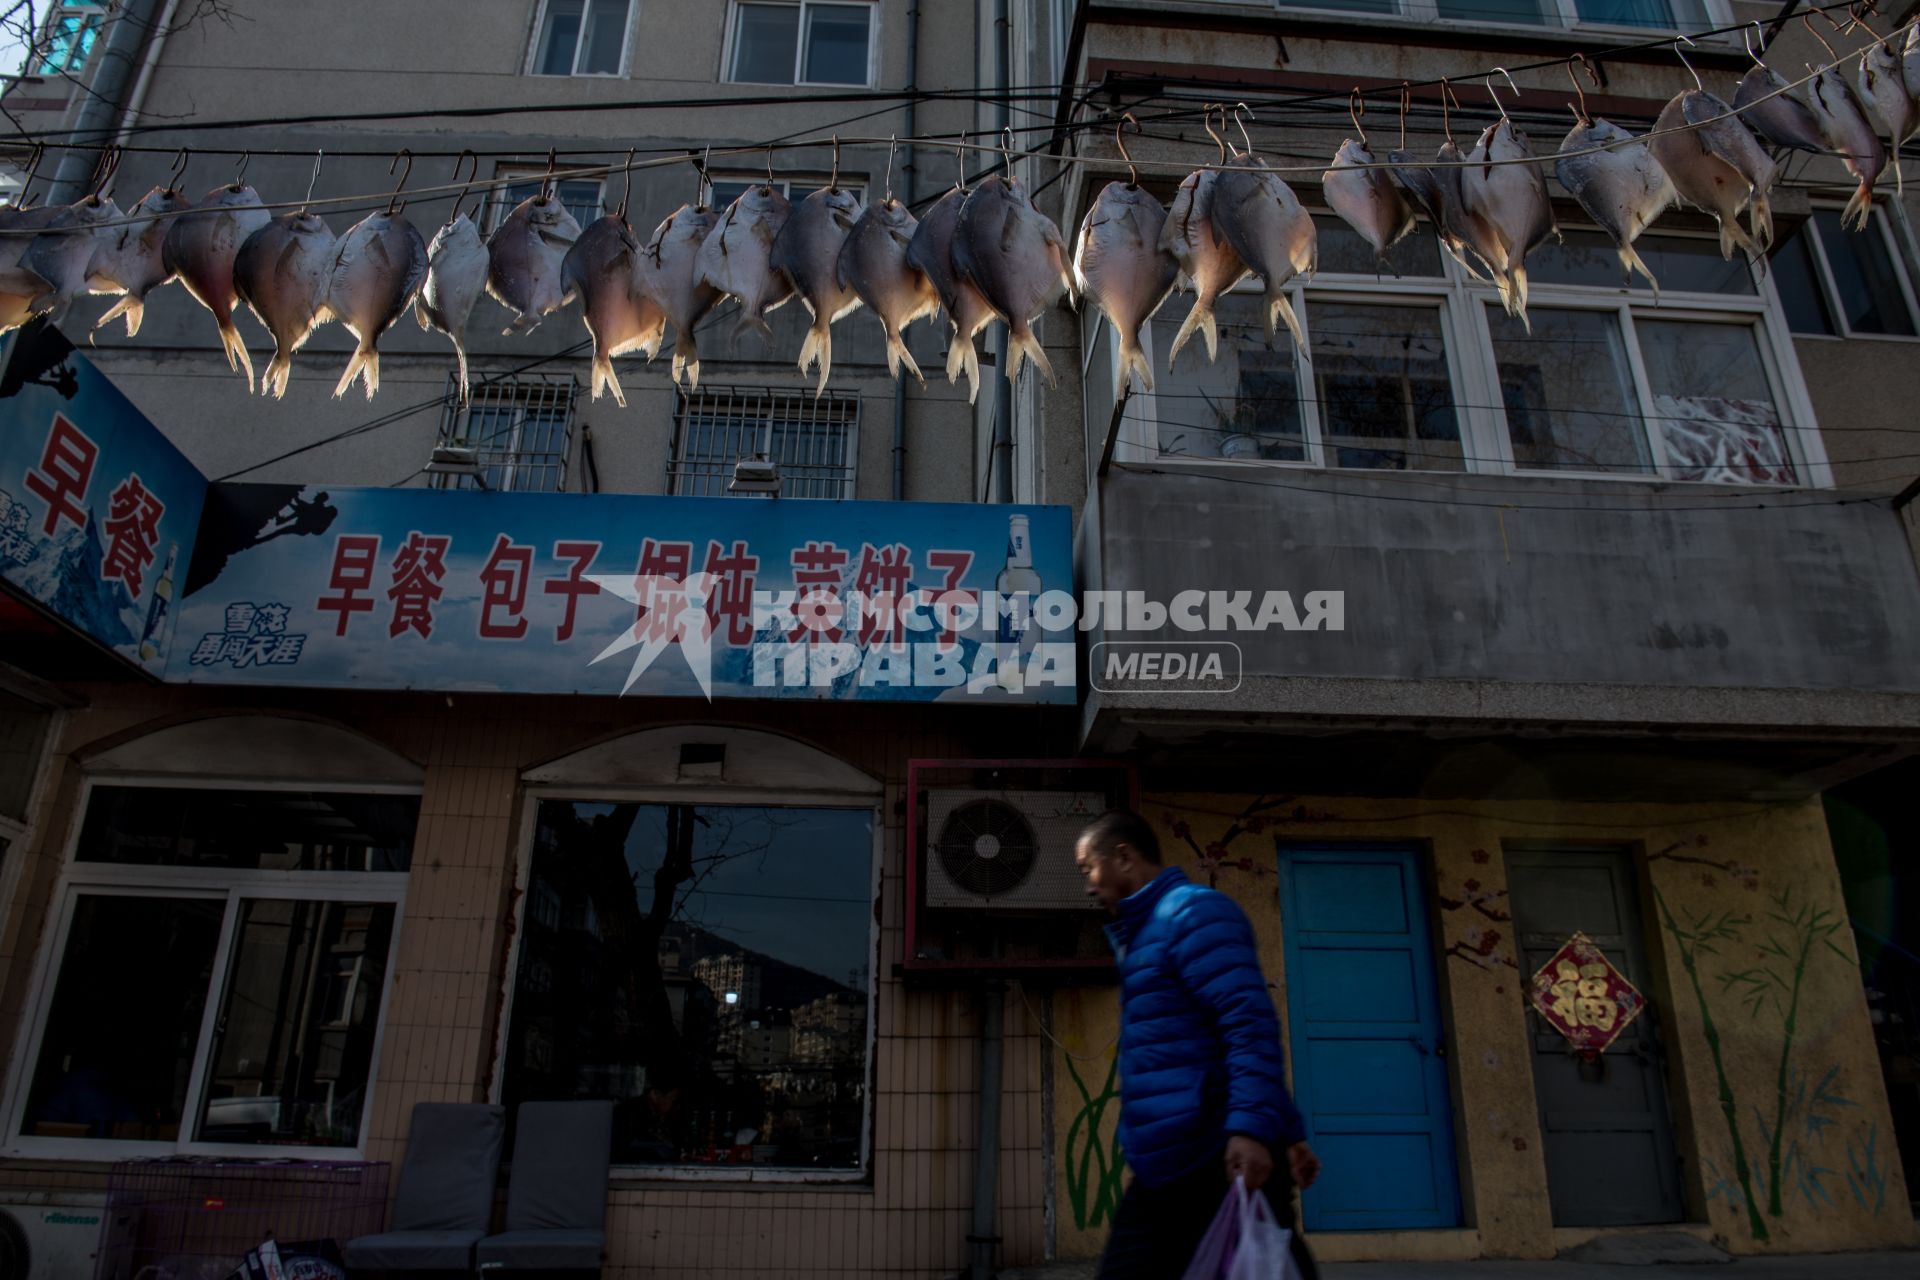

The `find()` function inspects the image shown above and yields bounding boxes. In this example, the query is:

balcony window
[669,385,859,498]
[433,373,577,493]
[727,2,875,87]
[532,0,632,75]
[35,1,105,76]
[1772,208,1919,339]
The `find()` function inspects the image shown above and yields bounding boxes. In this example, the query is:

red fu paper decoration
[1529,931,1646,1058]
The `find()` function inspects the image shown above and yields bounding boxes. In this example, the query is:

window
[669,386,859,498]
[706,176,863,210]
[1277,0,1713,32]
[1105,208,1820,485]
[501,800,875,1171]
[490,168,604,233]
[532,0,632,75]
[1773,209,1920,339]
[434,373,577,493]
[10,785,415,1154]
[35,1,105,76]
[727,2,874,86]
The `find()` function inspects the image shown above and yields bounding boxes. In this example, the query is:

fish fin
[672,330,700,391]
[1843,182,1873,232]
[220,320,256,394]
[1618,244,1659,296]
[1117,335,1154,394]
[798,317,832,396]
[1266,290,1306,355]
[885,327,925,386]
[415,298,431,331]
[1006,325,1056,389]
[452,338,471,404]
[263,349,291,401]
[732,311,774,343]
[944,330,965,386]
[961,341,981,405]
[1512,264,1530,320]
[1166,299,1207,368]
[1749,190,1773,252]
[332,346,366,400]
[96,295,142,337]
[591,353,628,407]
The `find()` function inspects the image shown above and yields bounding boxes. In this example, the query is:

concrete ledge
[1309,1228,1483,1263]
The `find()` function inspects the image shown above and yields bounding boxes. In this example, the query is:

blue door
[1277,846,1460,1231]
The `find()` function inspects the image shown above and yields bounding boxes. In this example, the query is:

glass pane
[1312,214,1443,278]
[1813,210,1917,336]
[557,179,604,229]
[1573,0,1676,27]
[1309,303,1463,470]
[1490,305,1651,474]
[1637,319,1795,483]
[1435,0,1551,23]
[1149,292,1305,461]
[731,4,799,84]
[197,900,395,1147]
[1527,230,1754,294]
[579,0,628,74]
[1772,225,1837,336]
[22,895,223,1141]
[503,801,875,1169]
[537,0,585,75]
[1279,0,1393,11]
[801,3,870,85]
[76,787,418,872]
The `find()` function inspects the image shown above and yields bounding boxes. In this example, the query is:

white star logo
[584,572,718,700]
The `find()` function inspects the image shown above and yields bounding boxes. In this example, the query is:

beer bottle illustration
[138,542,177,662]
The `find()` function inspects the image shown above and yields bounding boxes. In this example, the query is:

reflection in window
[1813,210,1916,336]
[1435,0,1549,25]
[36,1,105,76]
[198,900,396,1147]
[1771,229,1836,336]
[1311,215,1443,278]
[730,1,872,86]
[22,895,223,1141]
[1309,303,1463,470]
[534,0,630,75]
[1152,294,1304,460]
[1638,319,1794,484]
[76,787,418,872]
[1528,231,1754,295]
[1490,306,1650,474]
[503,801,875,1170]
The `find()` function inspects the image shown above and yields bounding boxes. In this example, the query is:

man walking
[1074,808,1321,1279]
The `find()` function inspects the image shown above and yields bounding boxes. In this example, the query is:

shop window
[532,0,632,75]
[669,385,859,499]
[726,1,874,87]
[434,373,577,494]
[501,800,875,1172]
[489,169,605,233]
[10,785,415,1154]
[1772,209,1920,339]
[35,1,105,76]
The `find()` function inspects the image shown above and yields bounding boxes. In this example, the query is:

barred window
[433,374,576,493]
[668,386,858,499]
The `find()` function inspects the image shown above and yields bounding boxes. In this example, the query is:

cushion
[504,1101,615,1231]
[392,1102,506,1232]
[475,1228,606,1270]
[343,1229,484,1271]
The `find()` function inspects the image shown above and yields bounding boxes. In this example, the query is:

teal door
[1278,846,1460,1231]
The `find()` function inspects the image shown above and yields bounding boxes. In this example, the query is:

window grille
[489,171,604,233]
[433,373,577,493]
[668,385,859,499]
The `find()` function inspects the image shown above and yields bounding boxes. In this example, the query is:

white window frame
[1265,0,1735,39]
[722,0,879,89]
[1775,201,1920,344]
[525,0,636,77]
[0,776,414,1163]
[35,0,108,77]
[491,786,883,1184]
[487,166,606,234]
[705,174,866,207]
[1110,212,1831,488]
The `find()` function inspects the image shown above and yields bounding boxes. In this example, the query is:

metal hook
[449,150,477,220]
[1398,83,1411,153]
[1745,19,1767,66]
[616,148,635,221]
[766,146,775,187]
[953,134,967,190]
[830,134,841,191]
[1567,55,1596,125]
[1803,12,1840,62]
[1202,103,1227,166]
[1232,102,1254,158]
[1348,90,1367,147]
[1673,35,1702,92]
[1487,68,1517,121]
[1117,113,1140,186]
[89,146,120,201]
[1002,125,1015,175]
[233,151,249,187]
[168,146,189,193]
[1439,78,1455,147]
[386,148,413,214]
[697,144,712,207]
[302,150,325,212]
[541,148,557,201]
[884,134,897,201]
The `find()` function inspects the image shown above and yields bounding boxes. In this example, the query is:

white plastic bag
[1179,1179,1244,1280]
[1226,1183,1300,1280]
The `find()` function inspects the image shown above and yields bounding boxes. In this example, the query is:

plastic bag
[1181,1179,1302,1280]
[1179,1180,1243,1280]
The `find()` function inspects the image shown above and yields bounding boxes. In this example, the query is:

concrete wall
[1046,792,1917,1261]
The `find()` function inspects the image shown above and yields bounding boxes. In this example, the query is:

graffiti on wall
[1161,796,1336,889]
[1439,849,1519,984]
[1062,1050,1126,1232]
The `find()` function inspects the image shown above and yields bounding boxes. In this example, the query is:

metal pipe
[969,984,1006,1280]
[48,0,164,203]
[989,0,1014,504]
[117,0,181,143]
[892,0,919,502]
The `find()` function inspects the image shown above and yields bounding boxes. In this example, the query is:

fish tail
[414,298,431,331]
[961,341,981,406]
[220,320,256,394]
[1844,182,1873,232]
[1166,299,1213,369]
[671,330,701,392]
[1513,264,1530,318]
[1749,190,1774,252]
[263,349,292,401]
[798,317,832,397]
[591,351,628,407]
[1007,325,1056,389]
[97,295,142,337]
[452,338,471,405]
[1618,244,1660,296]
[1268,290,1306,355]
[732,311,774,343]
[944,328,966,386]
[886,328,925,386]
[332,341,379,401]
[1117,334,1154,394]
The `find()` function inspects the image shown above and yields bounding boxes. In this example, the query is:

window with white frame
[1772,207,1920,339]
[726,1,875,86]
[34,0,106,76]
[490,167,605,233]
[531,0,633,75]
[1276,0,1714,32]
[434,372,577,493]
[706,175,865,209]
[669,385,859,498]
[9,785,416,1153]
[1102,210,1820,485]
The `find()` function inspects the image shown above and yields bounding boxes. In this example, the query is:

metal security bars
[668,385,859,499]
[433,373,577,492]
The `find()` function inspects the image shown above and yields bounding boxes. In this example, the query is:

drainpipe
[988,0,1014,504]
[891,0,919,501]
[116,0,180,142]
[48,0,163,203]
[969,983,1005,1280]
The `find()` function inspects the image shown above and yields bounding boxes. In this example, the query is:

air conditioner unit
[0,1201,103,1280]
[923,789,1106,910]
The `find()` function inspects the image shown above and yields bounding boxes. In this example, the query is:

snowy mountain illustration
[14,511,140,650]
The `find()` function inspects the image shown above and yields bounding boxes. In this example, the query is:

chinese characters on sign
[188,601,307,669]
[1528,932,1646,1058]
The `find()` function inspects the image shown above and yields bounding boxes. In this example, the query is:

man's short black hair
[1081,807,1162,864]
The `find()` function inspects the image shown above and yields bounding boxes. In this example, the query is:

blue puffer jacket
[1106,866,1305,1187]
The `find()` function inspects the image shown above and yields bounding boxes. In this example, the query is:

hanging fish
[416,211,490,403]
[487,189,581,334]
[837,196,938,384]
[562,213,663,406]
[1210,154,1315,350]
[1071,179,1175,393]
[232,212,337,400]
[1733,63,1828,154]
[1324,138,1415,269]
[21,192,120,317]
[1392,138,1490,283]
[696,182,794,338]
[953,174,1074,387]
[1857,35,1917,190]
[325,209,427,400]
[1905,20,1920,102]
[1159,167,1248,366]
[91,183,192,337]
[633,203,720,390]
[769,184,864,396]
[905,186,1002,405]
[0,203,58,271]
[162,183,271,390]
[1458,118,1556,327]
[1649,90,1777,259]
[1555,117,1674,291]
[1808,70,1885,231]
